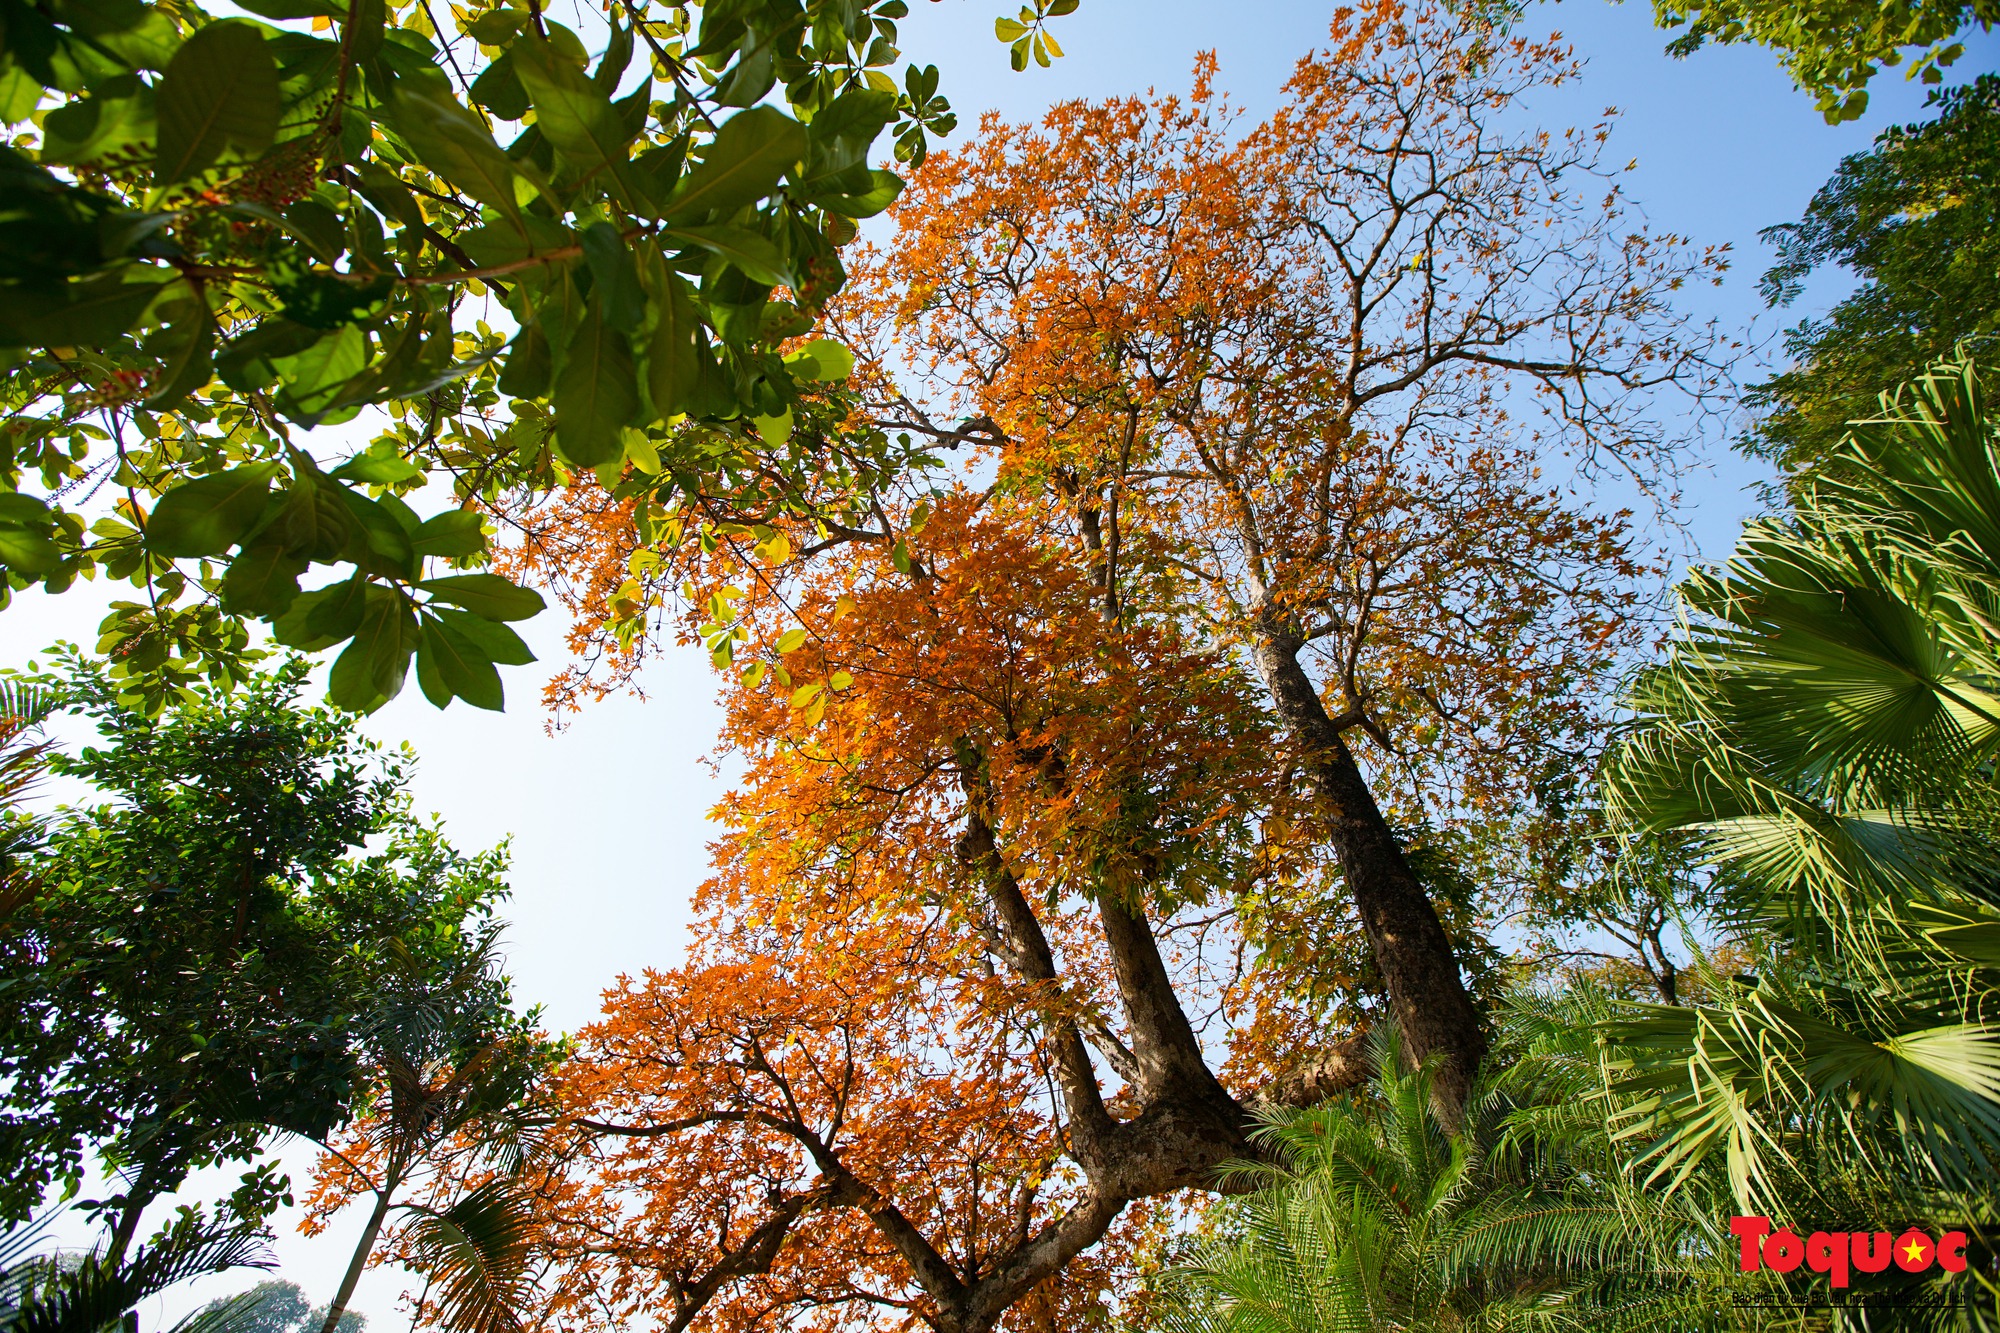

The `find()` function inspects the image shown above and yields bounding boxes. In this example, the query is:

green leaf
[462,8,526,43]
[144,300,216,410]
[497,322,552,398]
[420,613,504,710]
[330,452,425,484]
[436,607,534,664]
[233,0,345,18]
[411,509,487,559]
[510,36,657,215]
[420,573,545,621]
[146,463,282,557]
[273,572,369,650]
[333,485,419,579]
[0,528,63,575]
[469,50,531,122]
[553,300,639,468]
[785,337,854,382]
[581,223,644,332]
[663,225,794,288]
[645,270,704,418]
[219,536,309,615]
[0,271,174,349]
[383,87,529,228]
[216,318,325,391]
[327,584,418,712]
[153,21,280,184]
[664,107,807,222]
[994,17,1028,39]
[415,625,454,707]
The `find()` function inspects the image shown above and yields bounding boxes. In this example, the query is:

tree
[521,0,1725,1122]
[0,655,517,1257]
[300,926,552,1333]
[1646,0,1997,121]
[1746,75,2000,471]
[465,9,1730,1327]
[0,0,977,715]
[194,1282,365,1333]
[1600,356,2000,1310]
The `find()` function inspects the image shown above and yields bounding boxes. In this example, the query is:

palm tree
[1153,1020,1730,1333]
[310,930,551,1333]
[1599,355,2000,1321]
[0,1212,268,1333]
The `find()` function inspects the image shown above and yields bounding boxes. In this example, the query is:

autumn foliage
[407,4,1732,1330]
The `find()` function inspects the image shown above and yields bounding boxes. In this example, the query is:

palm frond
[399,1181,535,1333]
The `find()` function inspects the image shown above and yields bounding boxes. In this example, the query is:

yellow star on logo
[1902,1238,1928,1264]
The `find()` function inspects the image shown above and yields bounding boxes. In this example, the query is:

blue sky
[9,2,1998,1325]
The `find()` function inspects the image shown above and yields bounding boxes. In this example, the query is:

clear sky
[8,1,1997,1326]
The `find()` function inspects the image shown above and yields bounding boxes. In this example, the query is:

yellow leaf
[777,627,808,653]
[790,682,823,708]
[829,670,854,691]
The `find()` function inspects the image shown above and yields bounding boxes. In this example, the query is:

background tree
[0,655,518,1262]
[195,1281,364,1333]
[1150,1018,1736,1333]
[1746,75,2000,472]
[300,926,552,1333]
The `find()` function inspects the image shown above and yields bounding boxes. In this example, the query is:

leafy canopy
[1747,75,2000,471]
[0,0,965,716]
[1649,0,1997,121]
[0,653,517,1245]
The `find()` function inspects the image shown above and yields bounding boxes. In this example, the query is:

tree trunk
[104,1182,152,1266]
[1250,626,1487,1116]
[320,1181,396,1333]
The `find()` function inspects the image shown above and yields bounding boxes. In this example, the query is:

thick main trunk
[1250,627,1487,1115]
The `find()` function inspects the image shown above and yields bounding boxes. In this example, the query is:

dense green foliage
[1748,77,2000,470]
[0,0,966,715]
[1648,0,1995,120]
[1156,1018,1730,1333]
[1601,356,2000,1321]
[0,656,519,1254]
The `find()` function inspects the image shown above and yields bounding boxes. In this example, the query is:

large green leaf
[419,611,504,710]
[146,462,283,557]
[327,584,418,712]
[383,87,529,228]
[419,574,545,621]
[510,37,656,216]
[153,21,279,184]
[662,225,793,288]
[0,271,173,348]
[552,299,638,468]
[663,106,806,222]
[645,268,703,418]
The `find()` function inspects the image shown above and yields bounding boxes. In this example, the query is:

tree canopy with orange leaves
[371,4,1732,1331]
